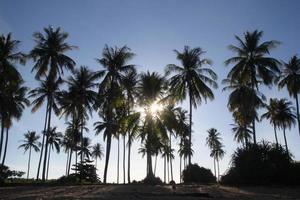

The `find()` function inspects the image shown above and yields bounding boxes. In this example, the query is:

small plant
[182,164,216,184]
[71,159,100,183]
[141,174,163,185]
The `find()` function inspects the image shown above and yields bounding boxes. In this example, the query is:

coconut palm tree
[278,56,300,136]
[91,143,104,170]
[29,77,62,180]
[211,142,225,181]
[231,122,252,147]
[46,127,62,179]
[166,46,218,164]
[206,128,221,179]
[18,131,41,179]
[225,30,280,143]
[0,80,29,166]
[0,33,26,161]
[30,26,75,181]
[275,99,296,154]
[96,45,135,183]
[261,98,281,146]
[78,137,92,160]
[62,66,98,163]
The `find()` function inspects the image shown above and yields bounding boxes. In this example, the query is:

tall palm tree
[166,46,218,164]
[225,30,280,143]
[30,26,75,181]
[275,99,296,154]
[206,128,221,179]
[46,127,62,179]
[18,131,41,179]
[0,33,25,161]
[211,142,225,181]
[91,143,104,170]
[278,56,300,136]
[96,45,135,183]
[29,77,62,180]
[261,98,281,146]
[61,66,98,163]
[231,122,252,147]
[78,137,92,160]
[0,80,29,166]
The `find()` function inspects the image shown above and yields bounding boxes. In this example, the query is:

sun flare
[150,101,163,116]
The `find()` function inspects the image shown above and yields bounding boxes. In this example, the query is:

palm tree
[225,30,280,143]
[278,56,300,136]
[0,33,26,161]
[78,137,92,160]
[61,66,98,163]
[96,45,135,183]
[231,122,252,147]
[211,142,225,181]
[18,131,41,179]
[30,26,75,181]
[261,98,282,146]
[166,46,218,164]
[0,80,29,166]
[91,143,104,170]
[206,128,220,178]
[29,77,62,180]
[46,127,62,179]
[275,99,296,154]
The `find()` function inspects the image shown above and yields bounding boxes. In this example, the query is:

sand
[0,184,300,200]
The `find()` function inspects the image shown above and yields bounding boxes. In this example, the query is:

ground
[0,185,300,200]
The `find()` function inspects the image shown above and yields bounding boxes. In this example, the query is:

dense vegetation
[0,27,300,185]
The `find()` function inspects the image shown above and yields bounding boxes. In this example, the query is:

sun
[150,101,163,116]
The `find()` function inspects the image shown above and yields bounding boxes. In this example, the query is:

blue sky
[1,0,300,182]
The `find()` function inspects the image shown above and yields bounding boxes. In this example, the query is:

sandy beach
[0,185,300,200]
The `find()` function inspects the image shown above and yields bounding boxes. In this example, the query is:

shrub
[182,164,216,184]
[141,175,163,185]
[221,142,300,185]
[70,159,100,183]
[0,165,25,185]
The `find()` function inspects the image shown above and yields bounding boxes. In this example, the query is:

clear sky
[1,0,300,183]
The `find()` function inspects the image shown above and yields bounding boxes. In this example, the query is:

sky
[1,0,300,183]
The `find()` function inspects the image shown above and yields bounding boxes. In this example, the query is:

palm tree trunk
[80,118,84,163]
[36,101,49,180]
[169,133,173,181]
[42,98,52,181]
[213,157,216,178]
[189,92,192,165]
[273,124,278,147]
[68,149,73,175]
[123,134,126,184]
[251,76,257,144]
[46,145,51,180]
[179,155,182,183]
[146,150,153,177]
[27,147,32,179]
[127,137,131,183]
[283,127,289,154]
[65,149,69,176]
[295,94,300,137]
[117,137,120,184]
[0,119,5,160]
[164,156,166,183]
[154,154,158,176]
[103,134,112,183]
[75,150,78,174]
[167,158,170,183]
[95,157,97,169]
[1,128,9,166]
[217,158,220,182]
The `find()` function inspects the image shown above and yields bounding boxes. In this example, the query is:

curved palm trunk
[123,134,126,184]
[295,94,300,137]
[117,137,120,184]
[42,98,52,181]
[103,134,112,183]
[65,149,69,176]
[1,128,9,166]
[27,147,32,179]
[127,136,131,183]
[189,92,192,165]
[36,101,49,180]
[283,127,289,155]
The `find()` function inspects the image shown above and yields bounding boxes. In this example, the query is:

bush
[141,174,163,185]
[182,164,216,184]
[221,142,300,185]
[69,159,100,183]
[0,165,25,185]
